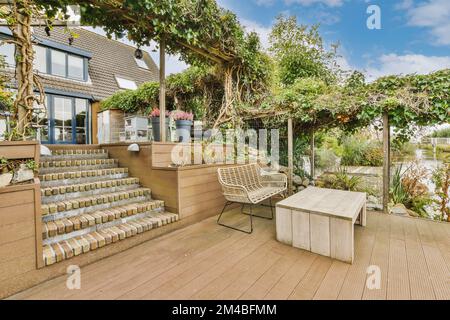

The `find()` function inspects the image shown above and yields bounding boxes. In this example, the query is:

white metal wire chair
[217,163,287,233]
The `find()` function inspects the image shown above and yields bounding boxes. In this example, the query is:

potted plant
[171,110,194,143]
[150,107,170,142]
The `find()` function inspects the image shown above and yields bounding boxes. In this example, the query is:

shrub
[431,127,450,138]
[315,148,338,170]
[340,135,383,167]
[316,167,361,191]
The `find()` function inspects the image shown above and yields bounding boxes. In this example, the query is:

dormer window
[115,76,137,90]
[32,45,88,81]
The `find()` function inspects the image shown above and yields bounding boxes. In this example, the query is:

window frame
[115,76,138,90]
[134,57,149,70]
[37,46,88,82]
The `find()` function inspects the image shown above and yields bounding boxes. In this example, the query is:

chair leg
[217,202,253,234]
[242,198,274,220]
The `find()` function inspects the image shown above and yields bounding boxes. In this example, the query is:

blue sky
[213,0,450,80]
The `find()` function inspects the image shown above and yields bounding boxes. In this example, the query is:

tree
[269,15,342,86]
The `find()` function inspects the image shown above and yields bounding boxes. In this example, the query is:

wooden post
[159,37,166,142]
[310,129,315,179]
[288,118,294,195]
[383,112,390,214]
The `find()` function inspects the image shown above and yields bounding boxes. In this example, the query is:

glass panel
[68,55,84,80]
[115,76,137,89]
[134,57,148,69]
[75,98,87,144]
[51,50,66,77]
[53,97,72,142]
[32,99,49,142]
[0,42,16,67]
[34,46,47,73]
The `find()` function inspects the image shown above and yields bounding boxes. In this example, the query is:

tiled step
[39,158,118,173]
[51,149,107,156]
[41,152,109,161]
[39,168,129,187]
[42,200,165,242]
[42,211,179,266]
[41,187,152,221]
[41,177,140,203]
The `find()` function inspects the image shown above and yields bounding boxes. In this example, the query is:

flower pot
[175,120,193,143]
[151,117,170,142]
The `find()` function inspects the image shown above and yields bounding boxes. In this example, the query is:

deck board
[7,209,450,300]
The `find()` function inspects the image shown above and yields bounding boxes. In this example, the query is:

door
[53,96,73,144]
[41,95,89,144]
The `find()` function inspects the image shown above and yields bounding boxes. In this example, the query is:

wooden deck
[8,207,450,300]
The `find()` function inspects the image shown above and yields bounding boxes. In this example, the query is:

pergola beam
[382,112,390,214]
[159,37,166,142]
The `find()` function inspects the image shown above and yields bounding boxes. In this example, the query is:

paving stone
[43,245,56,266]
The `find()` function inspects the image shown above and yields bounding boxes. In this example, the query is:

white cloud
[254,0,275,7]
[394,0,414,10]
[284,0,345,7]
[365,53,450,81]
[241,19,272,50]
[405,0,450,45]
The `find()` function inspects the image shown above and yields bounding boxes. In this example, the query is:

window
[34,46,47,73]
[134,57,149,70]
[51,50,66,77]
[68,55,84,80]
[0,43,16,67]
[75,98,87,144]
[115,76,137,89]
[53,96,73,143]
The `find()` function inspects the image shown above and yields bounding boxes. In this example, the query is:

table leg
[330,217,354,264]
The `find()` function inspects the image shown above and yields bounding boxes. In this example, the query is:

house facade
[0,26,159,144]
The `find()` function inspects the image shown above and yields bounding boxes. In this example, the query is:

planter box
[0,141,40,161]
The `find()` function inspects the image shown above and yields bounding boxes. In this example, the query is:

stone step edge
[39,164,119,174]
[42,211,179,266]
[40,158,117,168]
[41,153,109,161]
[41,188,151,220]
[42,200,165,241]
[41,177,140,198]
[39,167,129,182]
[51,149,107,155]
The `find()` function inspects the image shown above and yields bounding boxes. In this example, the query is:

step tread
[51,149,107,156]
[39,167,128,182]
[42,199,165,239]
[41,187,151,216]
[40,158,117,168]
[41,177,140,198]
[42,211,179,266]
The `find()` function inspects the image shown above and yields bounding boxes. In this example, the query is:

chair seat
[248,186,285,203]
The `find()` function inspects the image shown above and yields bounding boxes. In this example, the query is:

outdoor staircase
[39,148,178,266]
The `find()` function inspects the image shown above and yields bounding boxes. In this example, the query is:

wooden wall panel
[0,141,39,161]
[91,101,101,144]
[0,180,41,297]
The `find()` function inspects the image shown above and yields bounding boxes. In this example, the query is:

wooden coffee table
[276,187,366,264]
